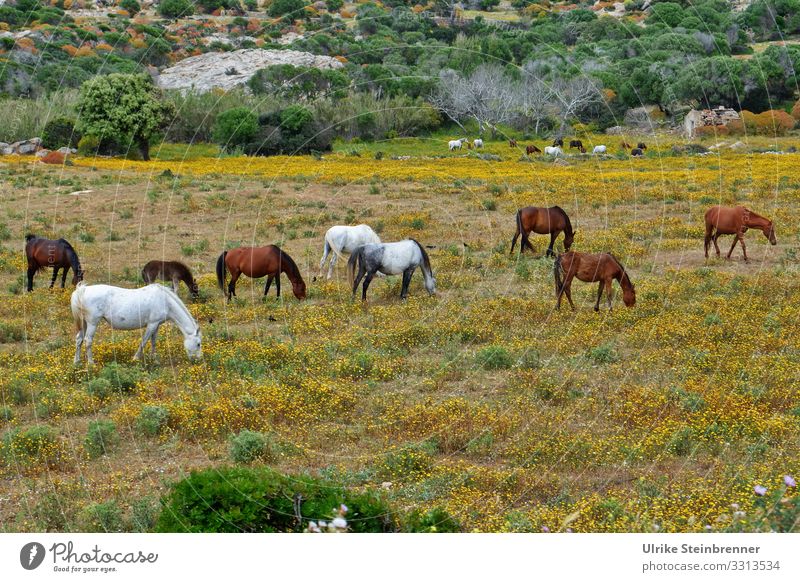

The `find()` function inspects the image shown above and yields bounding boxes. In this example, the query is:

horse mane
[59,238,82,274]
[409,238,432,274]
[551,206,573,235]
[159,285,197,330]
[170,261,194,284]
[274,246,303,282]
[25,233,37,242]
[608,253,632,287]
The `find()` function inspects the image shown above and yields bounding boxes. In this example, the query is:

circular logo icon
[20,542,46,570]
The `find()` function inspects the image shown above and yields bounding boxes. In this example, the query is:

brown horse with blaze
[554,251,635,311]
[704,205,776,262]
[510,206,575,257]
[216,245,306,300]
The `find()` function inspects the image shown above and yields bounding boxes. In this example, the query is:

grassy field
[0,134,798,532]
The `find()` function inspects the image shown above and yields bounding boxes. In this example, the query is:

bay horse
[569,139,583,150]
[25,234,84,292]
[142,260,199,298]
[526,145,541,155]
[509,139,517,148]
[704,206,776,262]
[216,245,306,300]
[71,282,201,365]
[554,251,636,312]
[347,239,436,301]
[621,141,632,149]
[637,142,647,150]
[553,137,564,147]
[510,206,575,257]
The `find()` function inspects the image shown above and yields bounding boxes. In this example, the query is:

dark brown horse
[553,137,564,147]
[526,144,541,155]
[554,251,636,311]
[509,139,517,148]
[25,234,83,292]
[704,206,776,262]
[216,245,306,300]
[631,148,644,157]
[510,206,575,257]
[621,141,632,149]
[142,260,199,298]
[569,139,583,150]
[637,142,647,150]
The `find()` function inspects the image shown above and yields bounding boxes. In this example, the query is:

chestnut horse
[554,251,636,311]
[216,245,306,300]
[510,206,575,257]
[704,206,776,262]
[25,234,84,292]
[142,260,199,298]
[526,144,541,155]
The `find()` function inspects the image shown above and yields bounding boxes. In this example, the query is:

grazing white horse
[71,283,202,365]
[347,239,436,300]
[473,138,484,148]
[593,145,607,154]
[544,146,563,156]
[319,224,382,279]
[448,138,466,151]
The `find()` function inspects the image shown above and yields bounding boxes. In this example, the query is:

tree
[158,0,193,18]
[77,74,174,161]
[212,107,259,151]
[268,0,307,18]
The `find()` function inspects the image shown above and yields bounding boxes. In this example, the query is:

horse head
[292,280,307,300]
[183,327,202,361]
[622,283,636,307]
[73,269,85,285]
[765,222,777,245]
[190,280,200,298]
[564,229,576,250]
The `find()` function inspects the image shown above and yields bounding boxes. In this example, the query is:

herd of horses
[453,137,648,157]
[23,203,776,364]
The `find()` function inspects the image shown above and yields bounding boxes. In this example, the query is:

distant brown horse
[142,260,199,298]
[704,206,776,262]
[637,142,647,150]
[216,245,306,300]
[553,137,564,147]
[569,139,583,150]
[554,251,636,311]
[526,144,541,155]
[510,206,575,257]
[509,139,517,148]
[25,234,83,292]
[621,141,632,149]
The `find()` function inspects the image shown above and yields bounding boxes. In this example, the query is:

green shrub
[120,0,140,14]
[98,362,139,393]
[0,322,24,343]
[85,378,113,400]
[381,444,435,480]
[0,406,13,422]
[156,466,395,532]
[158,0,193,18]
[229,429,279,464]
[480,198,497,211]
[213,107,259,151]
[41,117,80,150]
[136,405,168,437]
[77,135,100,156]
[476,345,513,370]
[587,343,617,364]
[85,420,118,458]
[404,507,462,532]
[129,496,160,532]
[1,425,62,468]
[79,501,125,532]
[269,0,307,18]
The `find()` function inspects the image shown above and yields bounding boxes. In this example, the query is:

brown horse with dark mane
[526,144,541,155]
[554,251,636,311]
[704,205,776,262]
[142,260,199,298]
[216,245,306,300]
[510,206,575,257]
[25,234,84,292]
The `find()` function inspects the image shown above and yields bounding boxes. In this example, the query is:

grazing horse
[569,139,583,150]
[593,145,607,154]
[319,224,381,280]
[510,206,575,257]
[579,146,586,153]
[216,245,307,300]
[142,260,199,298]
[473,138,484,148]
[509,139,517,148]
[553,137,564,147]
[448,138,466,151]
[526,144,541,155]
[347,239,436,301]
[71,283,202,365]
[621,141,632,149]
[704,206,776,262]
[637,142,647,150]
[544,146,563,156]
[631,148,644,157]
[554,251,636,312]
[25,234,84,292]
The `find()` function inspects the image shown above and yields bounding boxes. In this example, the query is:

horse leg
[564,276,576,310]
[134,323,159,361]
[275,274,281,298]
[172,278,180,293]
[704,225,713,258]
[510,232,519,254]
[27,265,36,292]
[352,264,367,296]
[264,275,273,296]
[726,235,739,260]
[84,322,99,365]
[712,234,721,257]
[228,272,240,299]
[400,267,415,299]
[50,267,59,288]
[73,326,85,365]
[327,253,338,280]
[594,281,603,312]
[61,267,68,288]
[546,232,556,258]
[361,271,376,301]
[150,326,159,359]
[738,235,748,262]
[605,280,613,311]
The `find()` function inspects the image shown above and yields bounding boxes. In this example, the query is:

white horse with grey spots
[319,224,381,280]
[71,282,202,365]
[347,239,436,300]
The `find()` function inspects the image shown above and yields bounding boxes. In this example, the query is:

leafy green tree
[268,0,307,18]
[670,56,744,108]
[77,74,174,161]
[647,2,685,27]
[158,0,193,18]
[212,107,259,151]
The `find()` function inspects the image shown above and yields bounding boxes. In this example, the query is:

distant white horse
[347,239,436,300]
[71,283,202,365]
[473,138,484,148]
[448,138,466,151]
[319,224,382,279]
[544,146,563,156]
[593,145,607,154]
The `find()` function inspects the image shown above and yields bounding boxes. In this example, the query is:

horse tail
[70,281,88,332]
[59,238,83,276]
[347,247,361,289]
[410,239,433,278]
[552,206,573,236]
[216,251,228,291]
[553,254,564,297]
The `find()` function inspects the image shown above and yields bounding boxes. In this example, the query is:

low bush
[85,420,118,458]
[136,405,168,437]
[229,429,279,464]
